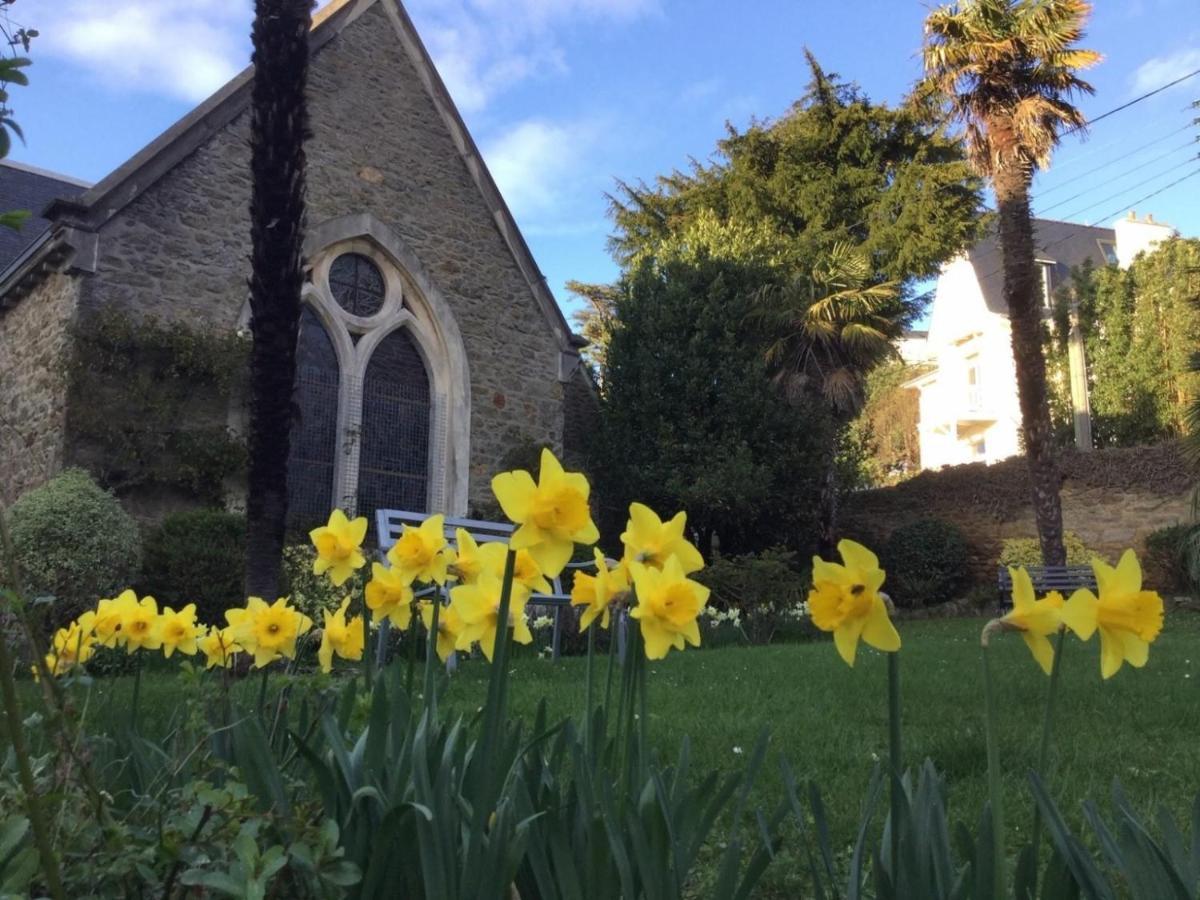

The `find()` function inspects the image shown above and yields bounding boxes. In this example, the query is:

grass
[11,611,1200,895]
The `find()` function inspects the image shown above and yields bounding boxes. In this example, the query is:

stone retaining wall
[842,443,1193,587]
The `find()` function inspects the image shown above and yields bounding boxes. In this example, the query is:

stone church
[0,0,593,525]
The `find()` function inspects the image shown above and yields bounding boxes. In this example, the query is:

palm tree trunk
[994,165,1066,566]
[243,0,311,599]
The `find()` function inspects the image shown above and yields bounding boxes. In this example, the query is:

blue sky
[7,0,1199,321]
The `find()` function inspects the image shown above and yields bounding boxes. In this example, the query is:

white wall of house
[911,255,1023,470]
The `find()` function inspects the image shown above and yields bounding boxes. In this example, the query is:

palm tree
[755,242,901,558]
[244,0,311,598]
[922,0,1100,566]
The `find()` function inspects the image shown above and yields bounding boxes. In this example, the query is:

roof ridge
[0,158,92,189]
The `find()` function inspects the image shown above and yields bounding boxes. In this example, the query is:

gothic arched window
[329,252,385,317]
[286,306,340,528]
[357,328,431,516]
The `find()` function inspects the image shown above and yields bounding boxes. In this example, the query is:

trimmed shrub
[140,509,246,626]
[997,531,1092,568]
[1142,523,1195,595]
[9,468,142,625]
[883,518,970,608]
[695,547,810,645]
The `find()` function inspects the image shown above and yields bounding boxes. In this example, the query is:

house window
[1039,262,1054,309]
[966,355,982,408]
[287,306,340,528]
[329,252,385,317]
[970,435,987,459]
[357,328,431,516]
[283,239,446,528]
[1098,240,1118,266]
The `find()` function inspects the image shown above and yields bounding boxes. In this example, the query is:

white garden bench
[374,508,594,661]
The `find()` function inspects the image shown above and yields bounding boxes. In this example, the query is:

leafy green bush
[281,544,367,623]
[883,518,970,608]
[1142,523,1195,594]
[9,468,141,625]
[140,509,246,626]
[998,531,1091,568]
[696,547,810,644]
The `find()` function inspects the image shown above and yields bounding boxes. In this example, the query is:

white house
[906,213,1175,470]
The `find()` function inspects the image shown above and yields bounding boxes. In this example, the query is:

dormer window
[1097,239,1118,266]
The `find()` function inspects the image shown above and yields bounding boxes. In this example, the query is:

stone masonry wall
[0,272,79,505]
[79,4,566,511]
[842,443,1193,588]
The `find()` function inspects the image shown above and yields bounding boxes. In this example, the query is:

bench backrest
[996,565,1097,593]
[374,508,580,603]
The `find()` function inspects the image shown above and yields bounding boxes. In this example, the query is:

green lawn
[12,612,1200,895]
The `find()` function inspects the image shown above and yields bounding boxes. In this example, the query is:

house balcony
[957,388,996,423]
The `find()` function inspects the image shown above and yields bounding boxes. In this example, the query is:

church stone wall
[79,3,567,511]
[0,272,79,505]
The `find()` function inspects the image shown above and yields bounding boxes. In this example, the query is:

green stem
[887,651,903,878]
[423,596,442,711]
[130,653,143,733]
[584,623,595,753]
[982,640,1006,900]
[405,610,418,696]
[1026,628,1067,895]
[604,615,618,714]
[361,590,372,692]
[257,666,269,722]
[0,598,65,899]
[637,637,648,780]
[464,548,517,895]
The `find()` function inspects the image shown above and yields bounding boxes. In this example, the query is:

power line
[1037,142,1198,214]
[1085,167,1200,227]
[1037,122,1196,197]
[1063,67,1200,136]
[1058,155,1199,221]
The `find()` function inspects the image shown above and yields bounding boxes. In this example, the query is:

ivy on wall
[66,309,249,505]
[1046,238,1200,447]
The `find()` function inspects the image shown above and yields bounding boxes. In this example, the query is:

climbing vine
[66,308,249,504]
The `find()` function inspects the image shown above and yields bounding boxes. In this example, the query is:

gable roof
[29,0,581,351]
[0,160,90,269]
[968,217,1116,315]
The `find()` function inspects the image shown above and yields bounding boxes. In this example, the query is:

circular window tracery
[328,252,385,317]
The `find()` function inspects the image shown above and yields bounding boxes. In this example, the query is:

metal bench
[374,509,594,661]
[996,565,1097,596]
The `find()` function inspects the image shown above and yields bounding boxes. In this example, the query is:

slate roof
[967,218,1116,314]
[0,161,89,270]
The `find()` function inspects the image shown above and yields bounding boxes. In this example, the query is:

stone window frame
[237,213,472,518]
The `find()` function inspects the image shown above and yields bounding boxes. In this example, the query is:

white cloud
[37,1,251,103]
[407,0,658,112]
[1130,47,1200,96]
[483,117,605,220]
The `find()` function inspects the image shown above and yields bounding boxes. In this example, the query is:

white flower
[732,746,743,755]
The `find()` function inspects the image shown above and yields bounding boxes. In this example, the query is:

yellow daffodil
[317,598,366,674]
[620,502,705,574]
[420,600,465,663]
[227,597,314,669]
[479,542,551,596]
[491,448,599,578]
[387,514,451,585]
[994,567,1064,675]
[44,612,97,676]
[571,548,629,630]
[159,604,201,658]
[449,528,485,583]
[629,555,708,659]
[198,626,241,670]
[808,539,900,667]
[94,590,137,648]
[1061,550,1164,679]
[309,509,369,587]
[365,562,415,629]
[120,595,163,652]
[451,572,533,662]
